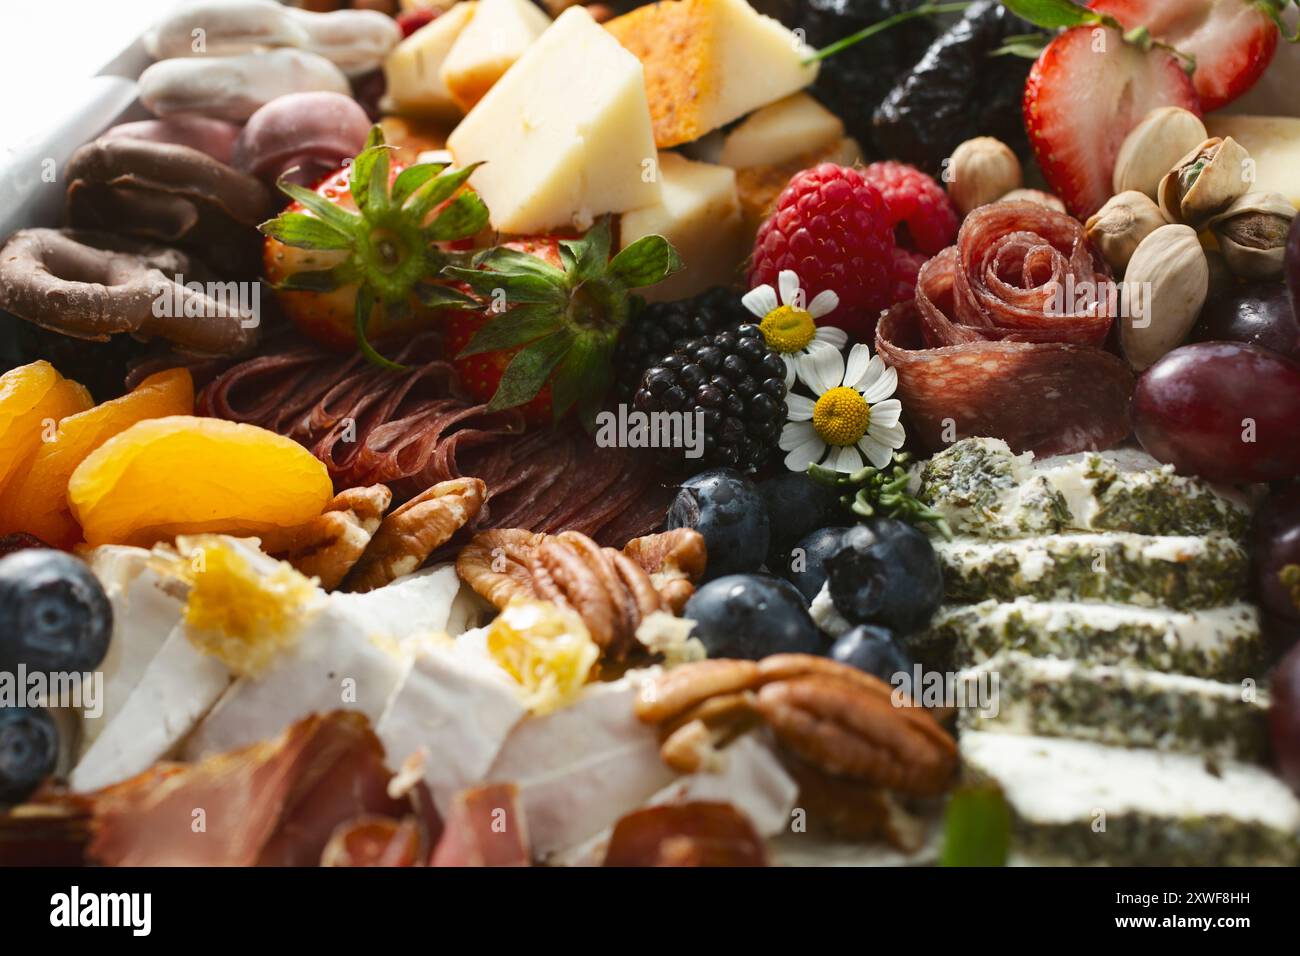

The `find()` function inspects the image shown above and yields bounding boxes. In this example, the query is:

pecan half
[622,528,705,614]
[456,528,547,608]
[342,478,485,593]
[259,485,391,591]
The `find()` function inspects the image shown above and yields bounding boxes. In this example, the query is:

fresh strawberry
[1024,26,1200,220]
[443,219,681,427]
[261,125,485,364]
[1089,0,1281,111]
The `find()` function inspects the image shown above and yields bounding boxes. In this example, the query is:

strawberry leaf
[413,281,479,309]
[472,245,567,282]
[404,162,484,224]
[391,163,445,207]
[259,212,353,250]
[275,179,359,236]
[940,785,1010,867]
[607,235,683,289]
[485,330,574,411]
[456,303,560,357]
[549,333,612,426]
[998,0,1102,29]
[441,266,567,304]
[351,143,393,217]
[425,191,489,242]
[354,285,408,372]
[559,216,613,284]
[273,265,355,293]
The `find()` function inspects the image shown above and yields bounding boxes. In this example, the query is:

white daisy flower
[742,270,847,388]
[779,342,905,473]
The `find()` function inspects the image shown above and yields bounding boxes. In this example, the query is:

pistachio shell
[1158,137,1252,229]
[1119,224,1209,372]
[1085,191,1168,275]
[1206,191,1296,281]
[1113,107,1207,200]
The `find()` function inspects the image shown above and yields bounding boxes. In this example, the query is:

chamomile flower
[742,270,847,388]
[780,342,905,473]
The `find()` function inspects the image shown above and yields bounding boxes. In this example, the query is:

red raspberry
[861,161,959,256]
[890,247,929,306]
[749,163,895,341]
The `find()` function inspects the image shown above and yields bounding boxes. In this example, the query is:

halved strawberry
[443,219,681,427]
[1024,26,1201,220]
[1090,0,1279,112]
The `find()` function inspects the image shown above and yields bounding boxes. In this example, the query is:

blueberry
[684,574,824,659]
[779,526,852,604]
[0,706,59,804]
[0,550,113,674]
[823,519,944,634]
[665,469,770,579]
[758,472,842,563]
[829,625,914,686]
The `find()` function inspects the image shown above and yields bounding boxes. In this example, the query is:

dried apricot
[0,368,194,547]
[67,415,333,547]
[0,361,93,497]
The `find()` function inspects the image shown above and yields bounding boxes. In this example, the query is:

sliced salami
[876,201,1134,456]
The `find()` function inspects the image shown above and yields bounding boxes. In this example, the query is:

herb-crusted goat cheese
[907,599,1263,680]
[915,438,1250,539]
[960,731,1300,866]
[933,533,1248,609]
[957,652,1270,762]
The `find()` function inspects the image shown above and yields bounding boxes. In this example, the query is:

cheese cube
[620,151,744,302]
[383,2,478,118]
[441,0,551,112]
[447,7,661,234]
[720,92,844,169]
[1205,115,1300,209]
[606,0,819,148]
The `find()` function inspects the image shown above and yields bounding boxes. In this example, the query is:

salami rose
[876,201,1134,456]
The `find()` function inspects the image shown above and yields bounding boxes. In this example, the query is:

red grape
[1131,342,1300,483]
[1272,640,1300,795]
[1193,282,1300,362]
[1254,487,1300,624]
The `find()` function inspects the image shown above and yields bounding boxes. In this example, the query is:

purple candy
[233,91,371,186]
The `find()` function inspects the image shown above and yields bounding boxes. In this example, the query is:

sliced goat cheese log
[958,652,1270,762]
[81,546,187,752]
[961,731,1300,866]
[71,624,231,793]
[933,533,1248,610]
[910,599,1263,680]
[383,1,477,118]
[447,7,662,233]
[620,152,744,303]
[330,565,462,637]
[440,0,550,112]
[487,672,676,858]
[915,437,1250,540]
[605,0,818,148]
[375,639,527,815]
[719,93,844,169]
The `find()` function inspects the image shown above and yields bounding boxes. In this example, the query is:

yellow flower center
[759,305,817,354]
[813,386,871,447]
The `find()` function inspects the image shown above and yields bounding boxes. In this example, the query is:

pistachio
[1112,107,1207,200]
[999,188,1065,213]
[946,137,1022,216]
[1158,136,1252,229]
[1119,224,1209,372]
[1206,191,1296,281]
[1085,191,1168,275]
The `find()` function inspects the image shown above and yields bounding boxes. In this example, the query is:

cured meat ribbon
[875,201,1134,456]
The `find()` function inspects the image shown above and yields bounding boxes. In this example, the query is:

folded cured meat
[875,201,1134,457]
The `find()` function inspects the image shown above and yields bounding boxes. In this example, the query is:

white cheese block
[82,546,186,753]
[70,625,231,792]
[330,564,463,637]
[621,151,744,302]
[961,731,1300,865]
[382,2,478,118]
[719,93,844,169]
[447,7,661,233]
[440,0,550,112]
[809,580,853,639]
[486,672,676,856]
[375,639,528,814]
[1206,115,1300,209]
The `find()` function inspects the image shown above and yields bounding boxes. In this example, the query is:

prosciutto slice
[876,201,1133,456]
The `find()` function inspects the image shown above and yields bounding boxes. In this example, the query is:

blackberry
[613,287,750,399]
[633,323,787,474]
